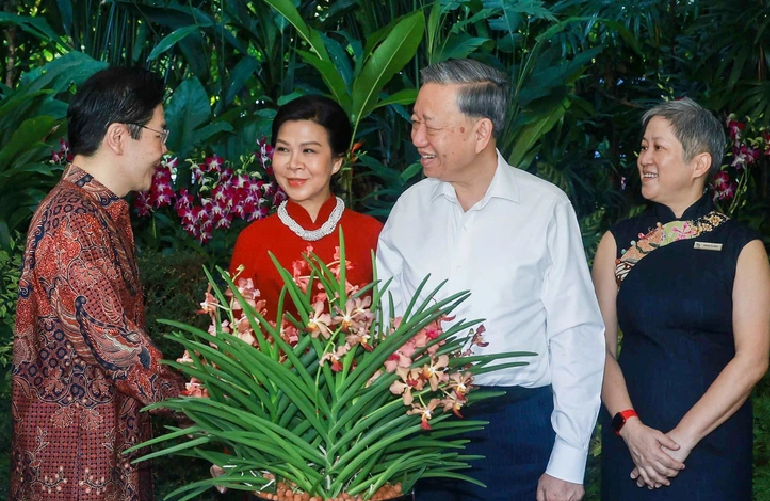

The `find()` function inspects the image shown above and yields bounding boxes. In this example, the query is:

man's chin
[422,166,441,179]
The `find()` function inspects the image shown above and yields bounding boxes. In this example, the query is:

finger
[651,461,680,479]
[536,484,546,501]
[657,432,681,451]
[639,465,668,488]
[644,466,671,486]
[653,450,685,471]
[634,466,652,488]
[630,468,639,480]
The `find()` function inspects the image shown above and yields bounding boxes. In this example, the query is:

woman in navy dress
[594,98,770,500]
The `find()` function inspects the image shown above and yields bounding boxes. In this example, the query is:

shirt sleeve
[38,210,183,407]
[541,200,606,484]
[375,204,406,319]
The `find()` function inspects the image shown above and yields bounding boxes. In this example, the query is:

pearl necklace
[277,197,345,241]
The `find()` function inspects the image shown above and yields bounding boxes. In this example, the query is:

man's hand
[536,473,585,501]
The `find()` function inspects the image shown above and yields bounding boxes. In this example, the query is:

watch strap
[613,409,638,436]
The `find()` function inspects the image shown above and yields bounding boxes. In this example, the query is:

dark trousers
[417,386,555,501]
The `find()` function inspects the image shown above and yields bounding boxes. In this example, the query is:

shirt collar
[63,164,124,209]
[430,149,520,207]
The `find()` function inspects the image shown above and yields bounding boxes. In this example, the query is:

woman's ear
[692,152,712,180]
[332,156,344,174]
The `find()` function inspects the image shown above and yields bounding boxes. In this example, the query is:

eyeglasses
[129,124,170,145]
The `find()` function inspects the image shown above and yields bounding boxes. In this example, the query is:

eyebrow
[275,139,323,147]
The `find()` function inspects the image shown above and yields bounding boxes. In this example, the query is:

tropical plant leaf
[0,116,58,168]
[507,98,570,168]
[371,89,419,110]
[350,11,424,132]
[0,12,61,44]
[435,34,491,63]
[147,26,200,61]
[164,77,212,156]
[20,51,106,94]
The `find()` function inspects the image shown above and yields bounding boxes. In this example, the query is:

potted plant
[128,231,533,501]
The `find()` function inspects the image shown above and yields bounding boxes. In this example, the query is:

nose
[288,151,303,170]
[411,122,428,148]
[638,147,653,166]
[161,142,168,156]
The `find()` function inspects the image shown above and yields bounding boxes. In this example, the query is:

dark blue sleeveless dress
[600,194,759,501]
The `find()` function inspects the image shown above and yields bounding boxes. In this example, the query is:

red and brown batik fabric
[10,166,183,501]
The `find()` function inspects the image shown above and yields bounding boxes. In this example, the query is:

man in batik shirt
[11,67,183,501]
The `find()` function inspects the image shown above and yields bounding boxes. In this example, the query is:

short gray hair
[642,98,725,178]
[420,60,509,138]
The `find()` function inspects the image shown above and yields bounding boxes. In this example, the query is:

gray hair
[642,98,725,178]
[420,60,509,138]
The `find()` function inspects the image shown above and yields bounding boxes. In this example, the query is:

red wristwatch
[612,409,638,436]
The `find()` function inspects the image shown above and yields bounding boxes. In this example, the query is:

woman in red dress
[229,95,383,317]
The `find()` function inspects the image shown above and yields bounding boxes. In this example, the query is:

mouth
[420,153,437,160]
[287,178,307,187]
[641,171,658,180]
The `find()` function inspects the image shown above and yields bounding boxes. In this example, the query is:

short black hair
[67,66,165,157]
[271,95,352,158]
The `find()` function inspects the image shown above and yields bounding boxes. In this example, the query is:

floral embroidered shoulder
[615,210,729,285]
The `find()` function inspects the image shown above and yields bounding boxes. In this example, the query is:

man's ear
[104,123,128,155]
[474,117,493,154]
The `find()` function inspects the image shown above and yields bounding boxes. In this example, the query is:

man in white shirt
[375,59,605,501]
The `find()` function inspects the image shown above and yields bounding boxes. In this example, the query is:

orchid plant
[49,137,286,245]
[128,231,533,501]
[134,138,286,244]
[712,115,770,216]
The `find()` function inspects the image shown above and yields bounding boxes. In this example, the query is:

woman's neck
[293,194,331,222]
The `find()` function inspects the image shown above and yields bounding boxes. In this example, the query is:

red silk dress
[11,166,183,501]
[228,196,383,317]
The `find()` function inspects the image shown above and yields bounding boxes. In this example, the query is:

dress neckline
[651,192,715,223]
[284,195,339,230]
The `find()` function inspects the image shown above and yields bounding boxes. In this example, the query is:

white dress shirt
[375,150,605,484]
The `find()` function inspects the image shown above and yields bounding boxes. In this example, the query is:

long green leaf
[147,26,200,61]
[350,11,425,129]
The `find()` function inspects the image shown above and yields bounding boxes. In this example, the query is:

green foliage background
[1,0,769,499]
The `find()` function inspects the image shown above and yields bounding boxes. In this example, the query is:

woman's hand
[661,428,695,463]
[630,427,694,488]
[620,418,685,488]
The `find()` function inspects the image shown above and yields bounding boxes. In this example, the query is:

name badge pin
[694,241,723,251]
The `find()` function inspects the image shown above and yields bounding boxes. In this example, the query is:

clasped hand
[620,420,689,489]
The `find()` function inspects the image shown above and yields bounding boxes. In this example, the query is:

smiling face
[272,120,342,214]
[637,115,709,210]
[410,83,481,182]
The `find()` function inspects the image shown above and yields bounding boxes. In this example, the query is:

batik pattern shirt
[11,166,183,501]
